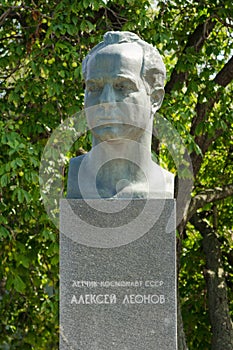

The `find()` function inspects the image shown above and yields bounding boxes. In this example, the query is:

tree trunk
[190,215,233,350]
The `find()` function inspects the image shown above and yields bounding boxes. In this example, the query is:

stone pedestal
[60,199,177,350]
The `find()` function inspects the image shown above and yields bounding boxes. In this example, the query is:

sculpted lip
[105,139,123,144]
[91,122,124,129]
[94,120,123,124]
[98,120,120,123]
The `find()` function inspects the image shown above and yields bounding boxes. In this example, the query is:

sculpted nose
[99,83,115,103]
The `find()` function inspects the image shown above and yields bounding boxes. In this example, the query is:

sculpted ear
[144,68,165,112]
[151,87,165,112]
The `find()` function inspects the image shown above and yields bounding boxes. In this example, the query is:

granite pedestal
[60,199,177,350]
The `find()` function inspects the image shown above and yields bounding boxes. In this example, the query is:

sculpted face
[84,43,152,143]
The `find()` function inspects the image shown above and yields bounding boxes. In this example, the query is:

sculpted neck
[89,133,152,197]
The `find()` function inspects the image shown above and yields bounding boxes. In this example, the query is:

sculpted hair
[82,31,166,98]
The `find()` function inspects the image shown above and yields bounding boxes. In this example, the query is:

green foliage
[180,225,212,348]
[0,0,232,348]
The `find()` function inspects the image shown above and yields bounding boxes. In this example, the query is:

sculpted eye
[114,81,128,91]
[86,81,102,92]
[114,79,138,93]
[87,85,99,92]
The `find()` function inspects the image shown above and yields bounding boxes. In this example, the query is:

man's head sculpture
[82,31,166,110]
[67,31,174,199]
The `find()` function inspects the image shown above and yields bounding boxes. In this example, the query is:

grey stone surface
[60,199,177,349]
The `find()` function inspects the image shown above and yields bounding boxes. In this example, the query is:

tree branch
[189,184,233,220]
[214,55,233,87]
[190,127,224,176]
[0,6,27,26]
[210,14,233,29]
[190,55,233,138]
[188,54,233,175]
[193,55,233,129]
[165,19,216,94]
[0,7,12,26]
[178,184,233,233]
[0,61,23,83]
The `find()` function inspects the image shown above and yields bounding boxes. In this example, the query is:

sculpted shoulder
[150,161,174,198]
[67,155,86,198]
